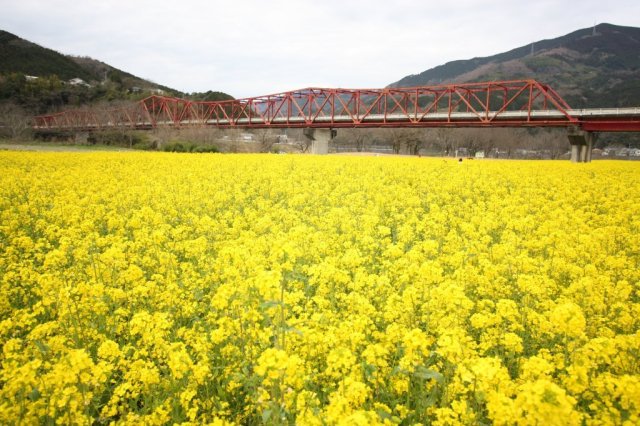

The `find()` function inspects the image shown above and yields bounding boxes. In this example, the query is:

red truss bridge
[34,80,640,162]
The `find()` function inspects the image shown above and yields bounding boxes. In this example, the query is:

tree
[533,129,569,159]
[333,128,374,152]
[403,129,426,155]
[458,129,486,157]
[0,102,32,140]
[353,129,371,152]
[293,137,312,153]
[0,73,26,100]
[433,128,456,156]
[254,129,277,152]
[381,128,422,154]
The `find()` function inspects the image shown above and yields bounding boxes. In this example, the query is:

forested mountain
[0,30,94,80]
[0,29,232,113]
[390,23,640,109]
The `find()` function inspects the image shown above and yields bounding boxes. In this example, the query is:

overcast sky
[1,0,638,98]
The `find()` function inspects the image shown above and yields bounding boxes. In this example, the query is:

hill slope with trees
[0,29,233,114]
[390,23,640,109]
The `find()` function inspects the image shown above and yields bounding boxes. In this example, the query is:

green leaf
[376,409,392,420]
[284,325,303,336]
[34,340,49,355]
[262,409,272,423]
[260,300,282,309]
[414,366,444,384]
[28,387,41,401]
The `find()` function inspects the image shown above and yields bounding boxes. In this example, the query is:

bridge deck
[33,108,640,131]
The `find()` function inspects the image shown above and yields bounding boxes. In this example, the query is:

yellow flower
[1,152,639,425]
[97,339,121,361]
[550,302,586,338]
[511,379,581,425]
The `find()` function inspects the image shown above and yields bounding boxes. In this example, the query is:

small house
[68,78,90,87]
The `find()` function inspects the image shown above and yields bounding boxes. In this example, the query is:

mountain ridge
[0,29,233,113]
[0,30,176,92]
[390,23,640,108]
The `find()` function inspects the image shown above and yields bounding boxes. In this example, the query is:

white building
[68,78,90,87]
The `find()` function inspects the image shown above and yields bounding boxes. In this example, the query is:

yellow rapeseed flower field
[1,151,639,425]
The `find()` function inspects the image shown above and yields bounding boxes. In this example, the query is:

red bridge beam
[580,121,640,132]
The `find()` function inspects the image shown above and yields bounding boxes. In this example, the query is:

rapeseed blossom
[1,152,639,424]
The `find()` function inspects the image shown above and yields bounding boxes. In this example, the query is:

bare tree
[352,128,375,152]
[477,129,496,157]
[380,128,422,154]
[403,129,425,155]
[534,129,569,159]
[333,128,374,152]
[490,129,516,158]
[253,129,277,152]
[457,129,483,156]
[433,128,456,156]
[292,135,312,153]
[417,128,439,155]
[182,126,223,146]
[0,103,32,140]
[151,126,176,149]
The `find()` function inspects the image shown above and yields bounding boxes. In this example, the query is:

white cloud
[1,0,638,98]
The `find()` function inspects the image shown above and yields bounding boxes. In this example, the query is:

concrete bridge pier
[304,128,336,154]
[568,129,596,163]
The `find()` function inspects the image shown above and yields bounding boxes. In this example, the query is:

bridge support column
[585,132,595,162]
[304,128,335,154]
[568,129,595,163]
[570,144,581,163]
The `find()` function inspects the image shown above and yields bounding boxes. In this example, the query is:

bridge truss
[34,80,640,132]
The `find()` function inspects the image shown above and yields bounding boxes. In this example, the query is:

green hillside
[0,31,94,81]
[390,23,640,108]
[0,30,233,113]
